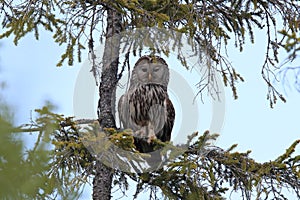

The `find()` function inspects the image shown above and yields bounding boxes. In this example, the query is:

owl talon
[147,134,157,143]
[133,129,146,138]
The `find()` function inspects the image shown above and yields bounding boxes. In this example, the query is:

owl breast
[129,84,167,128]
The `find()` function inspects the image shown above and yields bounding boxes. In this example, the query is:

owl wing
[118,93,139,130]
[156,97,175,142]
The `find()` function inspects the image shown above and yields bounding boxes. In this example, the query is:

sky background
[0,26,299,199]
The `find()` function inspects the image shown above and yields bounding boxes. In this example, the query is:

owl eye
[141,68,147,72]
[153,67,160,72]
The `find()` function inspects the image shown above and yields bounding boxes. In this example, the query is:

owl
[118,55,175,153]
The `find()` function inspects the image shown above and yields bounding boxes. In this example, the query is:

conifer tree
[1,1,300,199]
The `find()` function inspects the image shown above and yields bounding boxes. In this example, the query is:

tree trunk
[93,8,122,200]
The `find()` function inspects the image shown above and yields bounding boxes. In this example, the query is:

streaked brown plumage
[118,55,175,153]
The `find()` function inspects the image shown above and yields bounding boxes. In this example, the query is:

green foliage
[1,0,299,105]
[0,120,52,200]
[0,0,86,66]
[22,112,299,199]
[32,106,90,199]
[132,133,300,200]
[0,101,90,199]
[108,128,136,151]
[0,91,54,199]
[279,30,300,62]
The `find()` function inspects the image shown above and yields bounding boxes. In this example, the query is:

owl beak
[148,73,152,81]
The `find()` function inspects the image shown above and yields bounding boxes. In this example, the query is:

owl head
[129,55,170,89]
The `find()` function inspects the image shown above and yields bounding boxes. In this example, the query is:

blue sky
[0,27,299,199]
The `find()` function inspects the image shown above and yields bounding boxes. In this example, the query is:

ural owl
[118,55,175,153]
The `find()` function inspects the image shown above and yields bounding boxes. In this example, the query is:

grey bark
[93,8,122,200]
